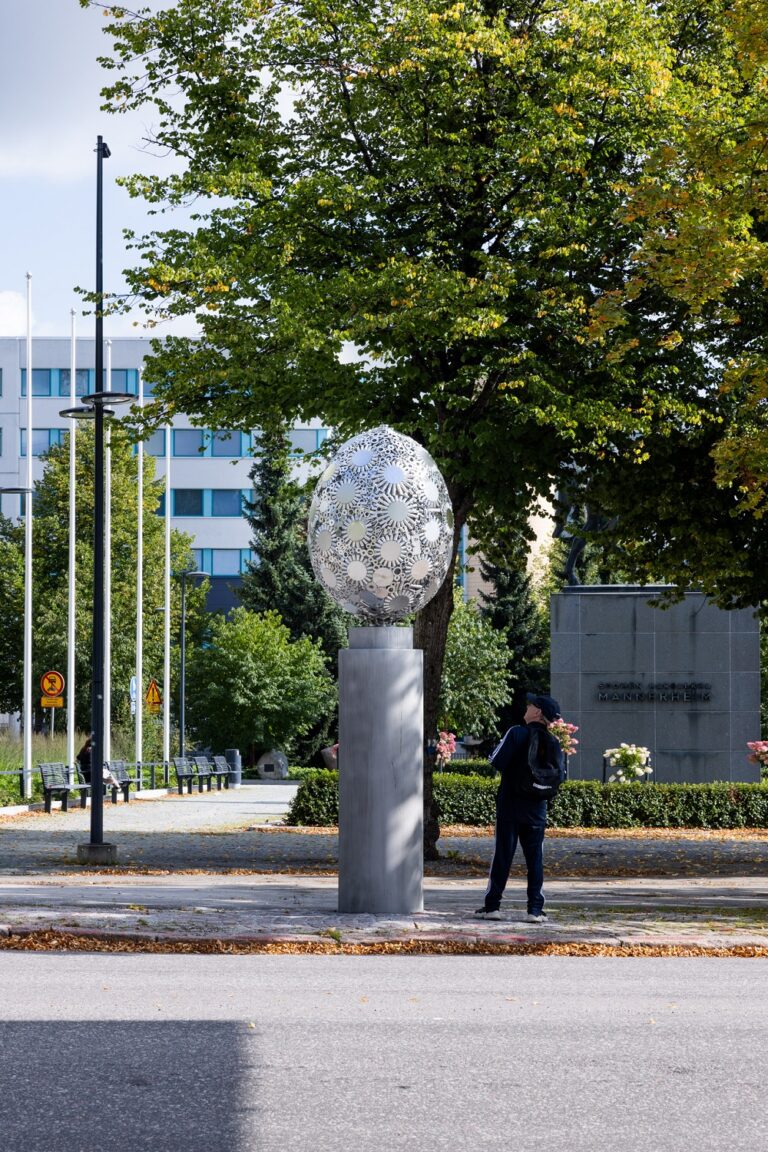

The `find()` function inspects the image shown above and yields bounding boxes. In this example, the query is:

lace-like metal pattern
[308,425,454,623]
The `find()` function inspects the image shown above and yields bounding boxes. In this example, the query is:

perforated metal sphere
[307,425,454,623]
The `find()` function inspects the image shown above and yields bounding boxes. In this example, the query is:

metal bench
[192,756,215,792]
[210,756,231,790]
[173,757,195,795]
[105,760,138,802]
[39,762,89,814]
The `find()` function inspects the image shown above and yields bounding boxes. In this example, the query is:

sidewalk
[1,784,766,953]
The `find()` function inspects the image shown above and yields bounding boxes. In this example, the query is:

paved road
[0,953,766,1151]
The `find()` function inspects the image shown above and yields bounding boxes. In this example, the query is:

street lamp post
[176,567,205,760]
[59,135,133,865]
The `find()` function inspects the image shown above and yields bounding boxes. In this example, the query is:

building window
[144,429,166,456]
[173,489,204,516]
[191,549,205,571]
[0,368,3,396]
[288,428,321,454]
[20,369,52,397]
[58,369,89,397]
[210,431,242,457]
[211,549,242,575]
[211,489,242,516]
[20,428,64,456]
[173,429,205,456]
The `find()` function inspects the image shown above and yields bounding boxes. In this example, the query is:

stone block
[580,633,654,674]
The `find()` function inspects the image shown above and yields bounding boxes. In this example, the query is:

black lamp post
[176,567,205,760]
[60,136,133,865]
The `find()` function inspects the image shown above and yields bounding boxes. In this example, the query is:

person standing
[475,693,565,923]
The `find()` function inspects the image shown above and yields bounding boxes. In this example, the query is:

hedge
[285,771,768,830]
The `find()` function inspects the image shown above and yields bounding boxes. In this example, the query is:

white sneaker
[526,912,548,923]
[474,907,502,920]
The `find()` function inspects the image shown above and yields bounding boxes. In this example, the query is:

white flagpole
[67,309,77,780]
[135,370,144,772]
[163,424,171,766]
[104,338,112,763]
[22,273,33,799]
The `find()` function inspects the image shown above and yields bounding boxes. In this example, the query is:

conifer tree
[239,426,349,665]
[479,556,549,731]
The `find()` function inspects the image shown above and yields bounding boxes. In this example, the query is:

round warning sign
[40,670,65,696]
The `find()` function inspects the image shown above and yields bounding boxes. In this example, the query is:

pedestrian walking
[475,693,565,923]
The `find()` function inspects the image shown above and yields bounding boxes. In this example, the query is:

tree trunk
[413,543,460,860]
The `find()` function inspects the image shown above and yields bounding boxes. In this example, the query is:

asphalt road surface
[0,954,766,1151]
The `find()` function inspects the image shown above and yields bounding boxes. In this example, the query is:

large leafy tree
[186,607,337,755]
[88,0,724,853]
[0,427,207,733]
[239,425,349,663]
[587,0,768,551]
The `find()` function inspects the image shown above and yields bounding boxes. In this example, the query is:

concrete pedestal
[338,626,423,914]
[76,842,118,865]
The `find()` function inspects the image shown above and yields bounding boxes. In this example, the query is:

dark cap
[526,693,561,722]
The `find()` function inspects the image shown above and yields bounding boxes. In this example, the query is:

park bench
[191,756,215,792]
[210,756,231,790]
[173,757,195,795]
[39,762,89,814]
[105,760,138,802]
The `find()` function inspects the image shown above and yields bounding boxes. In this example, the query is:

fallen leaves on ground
[0,929,767,958]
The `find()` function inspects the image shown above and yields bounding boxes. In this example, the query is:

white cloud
[0,291,27,337]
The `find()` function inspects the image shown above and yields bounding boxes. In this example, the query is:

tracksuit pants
[484,798,547,915]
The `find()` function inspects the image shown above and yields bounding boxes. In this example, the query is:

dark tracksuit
[483,723,552,916]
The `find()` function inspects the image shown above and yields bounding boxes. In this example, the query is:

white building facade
[0,336,328,610]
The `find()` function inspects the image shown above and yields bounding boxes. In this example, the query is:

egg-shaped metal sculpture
[307,425,454,623]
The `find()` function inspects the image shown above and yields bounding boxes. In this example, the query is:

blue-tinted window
[192,549,205,571]
[288,428,318,454]
[155,492,166,516]
[21,369,52,397]
[211,549,241,575]
[173,429,205,456]
[20,428,63,456]
[144,429,166,456]
[211,489,242,516]
[211,431,241,457]
[173,489,203,516]
[59,369,89,397]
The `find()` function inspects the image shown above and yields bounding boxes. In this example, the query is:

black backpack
[520,727,566,800]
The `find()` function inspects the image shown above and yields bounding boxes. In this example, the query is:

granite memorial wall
[550,587,761,783]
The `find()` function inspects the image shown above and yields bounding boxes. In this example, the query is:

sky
[0,0,198,339]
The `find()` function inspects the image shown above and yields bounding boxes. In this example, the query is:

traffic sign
[41,695,63,708]
[40,670,65,697]
[145,678,162,714]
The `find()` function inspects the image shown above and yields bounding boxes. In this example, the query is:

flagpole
[67,309,77,779]
[163,424,171,768]
[22,274,33,799]
[135,370,144,772]
[104,338,112,763]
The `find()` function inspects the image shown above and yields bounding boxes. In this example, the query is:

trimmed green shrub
[286,771,768,830]
[436,758,497,779]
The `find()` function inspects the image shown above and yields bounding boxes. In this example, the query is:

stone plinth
[338,626,423,913]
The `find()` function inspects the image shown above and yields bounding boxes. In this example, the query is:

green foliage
[239,425,350,664]
[439,589,511,738]
[286,769,341,826]
[186,607,336,756]
[436,758,498,779]
[286,771,768,828]
[0,426,207,732]
[478,554,549,727]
